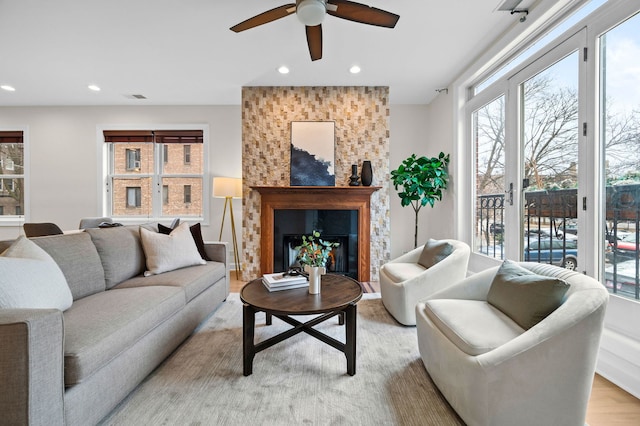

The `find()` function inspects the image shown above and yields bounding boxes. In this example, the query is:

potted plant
[390,152,450,248]
[295,230,340,294]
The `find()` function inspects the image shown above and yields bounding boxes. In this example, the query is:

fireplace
[276,210,356,278]
[252,186,379,281]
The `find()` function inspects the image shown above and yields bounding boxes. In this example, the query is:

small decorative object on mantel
[361,160,373,186]
[295,230,340,295]
[349,164,360,186]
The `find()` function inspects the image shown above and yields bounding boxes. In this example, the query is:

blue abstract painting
[290,121,335,186]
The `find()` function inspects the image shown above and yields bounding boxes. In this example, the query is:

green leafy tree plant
[391,152,451,248]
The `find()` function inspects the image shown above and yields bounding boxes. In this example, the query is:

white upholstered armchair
[415,262,609,426]
[380,239,470,325]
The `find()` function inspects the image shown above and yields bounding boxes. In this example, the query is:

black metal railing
[476,184,640,300]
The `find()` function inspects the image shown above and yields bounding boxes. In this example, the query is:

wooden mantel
[251,186,380,282]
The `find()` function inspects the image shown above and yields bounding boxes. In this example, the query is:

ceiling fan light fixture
[297,0,326,26]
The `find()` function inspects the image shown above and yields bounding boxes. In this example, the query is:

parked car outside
[604,259,639,297]
[523,238,578,270]
[606,233,639,262]
[556,219,578,238]
[489,223,504,235]
[525,228,577,241]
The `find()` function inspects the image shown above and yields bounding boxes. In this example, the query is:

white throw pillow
[0,236,73,310]
[140,222,206,276]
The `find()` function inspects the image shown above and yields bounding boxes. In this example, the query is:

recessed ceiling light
[88,84,101,92]
[349,65,361,74]
[1,85,16,92]
[278,66,290,74]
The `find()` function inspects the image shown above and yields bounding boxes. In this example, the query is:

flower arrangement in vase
[295,230,340,294]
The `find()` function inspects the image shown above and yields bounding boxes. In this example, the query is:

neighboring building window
[184,145,191,164]
[184,185,191,204]
[0,131,25,219]
[104,129,204,218]
[126,149,141,171]
[126,187,142,208]
[163,185,169,205]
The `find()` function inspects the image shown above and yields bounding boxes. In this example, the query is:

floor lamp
[213,177,242,280]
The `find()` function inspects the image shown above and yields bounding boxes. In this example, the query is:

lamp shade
[213,177,242,198]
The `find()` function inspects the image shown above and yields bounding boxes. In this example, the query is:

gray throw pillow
[487,260,570,329]
[417,239,454,269]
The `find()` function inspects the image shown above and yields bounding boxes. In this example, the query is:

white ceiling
[0,0,532,106]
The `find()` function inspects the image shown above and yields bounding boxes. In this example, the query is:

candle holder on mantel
[348,164,360,186]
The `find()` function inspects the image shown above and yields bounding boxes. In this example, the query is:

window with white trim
[0,131,24,218]
[104,129,205,219]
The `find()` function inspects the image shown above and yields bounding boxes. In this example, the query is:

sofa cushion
[423,299,525,356]
[487,260,570,329]
[63,285,185,386]
[140,222,206,276]
[382,262,427,283]
[114,261,225,303]
[417,239,453,269]
[32,233,106,300]
[0,236,73,310]
[86,226,146,289]
[158,222,211,261]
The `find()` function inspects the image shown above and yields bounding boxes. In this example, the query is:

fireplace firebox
[275,210,357,278]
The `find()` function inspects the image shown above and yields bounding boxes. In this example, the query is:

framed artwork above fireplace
[290,121,335,186]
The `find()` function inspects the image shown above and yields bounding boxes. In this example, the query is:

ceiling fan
[230,0,400,61]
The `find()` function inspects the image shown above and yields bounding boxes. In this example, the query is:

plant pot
[304,265,325,294]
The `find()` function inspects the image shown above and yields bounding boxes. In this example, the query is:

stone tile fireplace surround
[241,86,391,282]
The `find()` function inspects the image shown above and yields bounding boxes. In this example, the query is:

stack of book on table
[262,272,309,292]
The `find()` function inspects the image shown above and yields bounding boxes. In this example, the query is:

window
[473,95,506,260]
[600,11,640,300]
[162,185,169,205]
[184,185,191,204]
[104,129,205,219]
[126,187,142,208]
[184,145,191,165]
[126,149,141,171]
[463,2,640,299]
[0,131,25,219]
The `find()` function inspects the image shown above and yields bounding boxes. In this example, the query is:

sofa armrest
[387,245,424,264]
[0,309,65,426]
[203,241,229,265]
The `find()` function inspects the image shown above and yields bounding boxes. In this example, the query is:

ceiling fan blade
[230,4,296,32]
[327,0,399,28]
[306,25,323,61]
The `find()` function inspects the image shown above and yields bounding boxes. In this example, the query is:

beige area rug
[99,293,464,426]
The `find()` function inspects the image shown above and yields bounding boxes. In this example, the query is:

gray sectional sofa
[0,225,229,425]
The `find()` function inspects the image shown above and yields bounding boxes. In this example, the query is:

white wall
[0,106,242,260]
[1,104,431,271]
[388,95,455,259]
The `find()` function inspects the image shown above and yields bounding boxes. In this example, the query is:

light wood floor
[229,273,640,424]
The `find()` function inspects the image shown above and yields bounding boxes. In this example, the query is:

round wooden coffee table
[240,274,363,376]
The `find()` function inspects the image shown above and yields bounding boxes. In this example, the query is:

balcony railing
[476,184,640,300]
